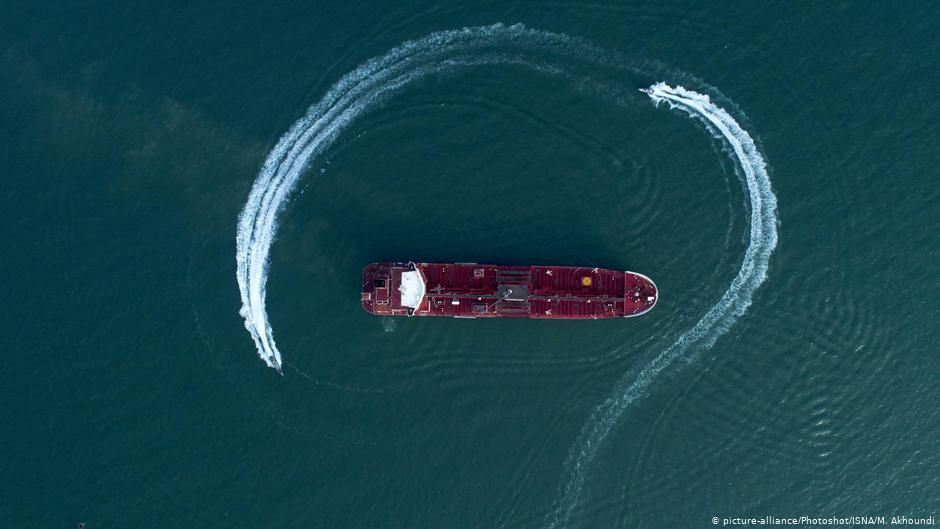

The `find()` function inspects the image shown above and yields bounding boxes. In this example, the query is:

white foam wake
[235,24,604,372]
[546,83,778,528]
[234,24,778,529]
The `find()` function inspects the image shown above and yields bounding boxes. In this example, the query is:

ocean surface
[2,2,939,528]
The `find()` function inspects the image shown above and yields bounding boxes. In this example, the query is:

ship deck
[361,262,657,319]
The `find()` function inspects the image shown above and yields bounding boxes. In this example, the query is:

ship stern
[360,262,389,315]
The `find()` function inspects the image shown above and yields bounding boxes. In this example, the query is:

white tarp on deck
[399,270,426,308]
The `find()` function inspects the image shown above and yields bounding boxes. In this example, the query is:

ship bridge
[398,270,426,308]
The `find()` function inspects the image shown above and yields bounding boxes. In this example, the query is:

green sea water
[2,2,939,528]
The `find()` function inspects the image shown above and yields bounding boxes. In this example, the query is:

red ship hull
[360,262,657,319]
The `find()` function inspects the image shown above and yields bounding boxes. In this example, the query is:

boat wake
[546,82,778,528]
[236,23,597,373]
[234,24,778,528]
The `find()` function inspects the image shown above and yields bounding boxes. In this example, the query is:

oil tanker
[361,262,657,319]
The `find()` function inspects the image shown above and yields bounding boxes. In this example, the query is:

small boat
[361,262,657,319]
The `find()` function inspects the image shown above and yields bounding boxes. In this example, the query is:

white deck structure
[398,270,426,308]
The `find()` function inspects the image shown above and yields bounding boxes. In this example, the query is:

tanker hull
[361,262,657,319]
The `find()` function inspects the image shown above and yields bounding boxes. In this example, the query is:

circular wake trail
[235,24,562,372]
[546,82,778,528]
[236,23,623,372]
[234,23,778,529]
